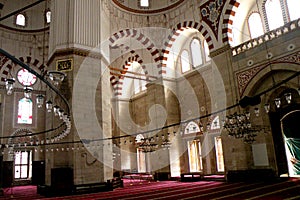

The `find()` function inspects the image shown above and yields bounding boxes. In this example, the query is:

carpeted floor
[1,178,300,200]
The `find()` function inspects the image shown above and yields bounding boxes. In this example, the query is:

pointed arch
[162,23,213,76]
[108,28,162,74]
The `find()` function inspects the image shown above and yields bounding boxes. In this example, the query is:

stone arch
[165,21,214,51]
[110,51,150,97]
[0,55,47,83]
[161,22,213,76]
[109,28,162,73]
[8,128,33,146]
[237,52,300,97]
[221,0,241,45]
[184,121,201,134]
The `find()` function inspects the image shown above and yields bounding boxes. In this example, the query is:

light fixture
[254,107,260,116]
[53,105,60,116]
[199,124,204,132]
[5,78,15,95]
[58,109,64,119]
[36,94,45,108]
[223,111,261,144]
[264,103,270,113]
[206,122,211,130]
[24,87,33,98]
[284,93,292,104]
[46,100,53,112]
[48,70,66,85]
[138,137,158,153]
[161,133,171,149]
[274,98,281,108]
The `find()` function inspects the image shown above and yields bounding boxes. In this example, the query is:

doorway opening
[281,110,300,177]
[14,150,32,184]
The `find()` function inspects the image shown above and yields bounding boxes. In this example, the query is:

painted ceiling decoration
[200,0,224,39]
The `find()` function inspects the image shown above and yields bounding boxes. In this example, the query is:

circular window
[17,69,37,86]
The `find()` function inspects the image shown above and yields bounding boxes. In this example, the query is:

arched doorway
[281,110,300,177]
[269,89,300,177]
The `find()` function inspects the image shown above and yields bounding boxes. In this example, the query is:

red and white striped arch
[0,55,47,83]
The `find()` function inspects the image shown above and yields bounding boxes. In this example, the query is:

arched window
[140,0,149,7]
[16,13,26,26]
[211,116,220,130]
[248,12,264,38]
[203,40,211,62]
[265,0,284,31]
[127,61,146,94]
[185,121,200,134]
[17,98,33,124]
[45,10,51,24]
[181,50,190,73]
[287,0,300,21]
[134,75,147,94]
[190,39,203,68]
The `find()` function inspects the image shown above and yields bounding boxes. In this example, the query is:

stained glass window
[17,98,33,124]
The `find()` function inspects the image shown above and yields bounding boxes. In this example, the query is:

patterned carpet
[1,178,300,200]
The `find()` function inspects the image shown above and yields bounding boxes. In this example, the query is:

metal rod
[0,0,45,22]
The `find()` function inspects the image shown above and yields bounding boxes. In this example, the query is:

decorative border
[236,51,300,96]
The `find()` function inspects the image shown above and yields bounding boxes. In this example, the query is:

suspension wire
[0,0,45,22]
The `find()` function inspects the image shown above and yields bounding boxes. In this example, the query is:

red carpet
[0,178,299,200]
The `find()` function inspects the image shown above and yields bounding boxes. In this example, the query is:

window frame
[14,150,32,180]
[17,97,33,125]
[190,38,204,68]
[247,11,265,39]
[180,49,191,73]
[15,13,27,27]
[263,0,288,32]
[14,92,37,128]
[45,9,51,24]
[286,0,300,21]
[138,0,150,8]
[203,39,211,62]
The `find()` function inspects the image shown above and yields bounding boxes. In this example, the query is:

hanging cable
[0,0,45,22]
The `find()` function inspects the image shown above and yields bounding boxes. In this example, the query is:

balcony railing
[232,18,300,56]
